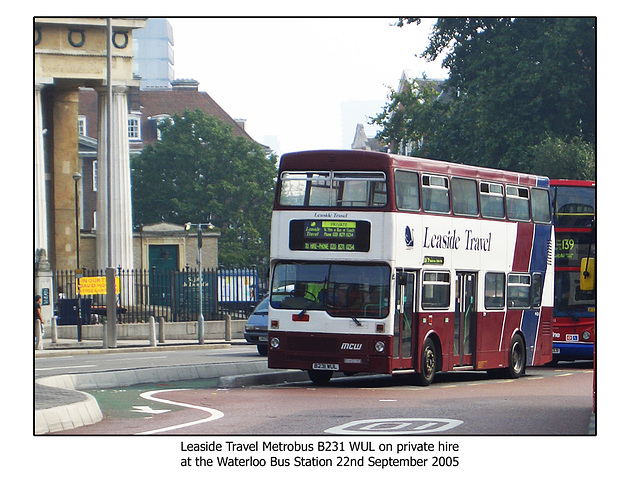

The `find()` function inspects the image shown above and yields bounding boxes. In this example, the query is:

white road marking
[325,418,463,435]
[103,355,168,362]
[131,406,171,415]
[35,364,97,371]
[135,389,224,435]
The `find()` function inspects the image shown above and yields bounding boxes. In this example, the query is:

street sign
[77,276,121,295]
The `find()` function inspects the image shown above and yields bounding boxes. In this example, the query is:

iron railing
[52,266,269,324]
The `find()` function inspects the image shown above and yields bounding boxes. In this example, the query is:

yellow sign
[77,276,121,295]
[580,257,595,291]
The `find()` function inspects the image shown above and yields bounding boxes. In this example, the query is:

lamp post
[185,222,214,344]
[73,172,82,341]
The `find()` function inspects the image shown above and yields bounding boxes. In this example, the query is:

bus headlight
[374,341,385,353]
[582,331,591,341]
[270,337,280,349]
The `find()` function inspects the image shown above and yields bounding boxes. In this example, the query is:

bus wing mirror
[580,257,595,291]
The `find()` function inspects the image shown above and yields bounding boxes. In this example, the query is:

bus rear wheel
[417,338,437,386]
[307,369,333,385]
[506,334,526,378]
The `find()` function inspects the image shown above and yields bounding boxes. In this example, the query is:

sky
[167,17,448,156]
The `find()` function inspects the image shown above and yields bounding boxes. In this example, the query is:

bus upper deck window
[422,175,450,213]
[279,171,331,206]
[333,172,387,207]
[506,186,530,221]
[480,182,505,219]
[531,188,552,224]
[395,170,420,211]
[451,177,479,216]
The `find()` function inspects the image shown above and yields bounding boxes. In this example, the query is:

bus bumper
[267,331,393,374]
[552,341,594,361]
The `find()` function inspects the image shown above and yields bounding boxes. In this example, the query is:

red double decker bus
[550,179,595,361]
[267,150,554,385]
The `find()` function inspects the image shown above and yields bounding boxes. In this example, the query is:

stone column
[96,85,134,273]
[52,87,80,271]
[34,84,48,258]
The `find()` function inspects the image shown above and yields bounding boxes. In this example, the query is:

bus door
[454,272,477,366]
[393,270,416,369]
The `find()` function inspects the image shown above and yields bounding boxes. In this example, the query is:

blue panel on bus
[553,342,594,360]
[520,310,539,366]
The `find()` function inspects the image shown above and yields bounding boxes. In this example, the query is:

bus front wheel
[417,338,437,386]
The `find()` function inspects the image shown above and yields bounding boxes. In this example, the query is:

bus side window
[506,186,530,221]
[451,177,479,216]
[531,273,543,308]
[480,182,505,219]
[422,271,451,309]
[531,188,552,224]
[507,274,531,308]
[485,272,505,309]
[422,175,450,213]
[395,170,420,211]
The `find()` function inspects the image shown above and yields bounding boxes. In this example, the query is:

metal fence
[52,266,269,324]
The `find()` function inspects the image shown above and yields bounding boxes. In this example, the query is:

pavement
[34,337,308,435]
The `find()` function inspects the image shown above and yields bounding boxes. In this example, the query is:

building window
[152,114,171,141]
[128,116,141,140]
[92,161,98,192]
[78,116,87,136]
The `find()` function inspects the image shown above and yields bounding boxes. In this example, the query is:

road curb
[35,364,304,435]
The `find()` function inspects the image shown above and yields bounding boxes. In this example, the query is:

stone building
[35,18,146,274]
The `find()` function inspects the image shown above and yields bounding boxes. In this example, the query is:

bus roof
[279,150,548,187]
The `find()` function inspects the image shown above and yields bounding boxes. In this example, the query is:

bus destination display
[289,220,371,252]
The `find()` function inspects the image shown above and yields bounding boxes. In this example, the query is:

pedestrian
[35,294,44,349]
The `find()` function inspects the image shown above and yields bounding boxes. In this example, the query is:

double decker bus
[550,179,595,361]
[267,150,554,385]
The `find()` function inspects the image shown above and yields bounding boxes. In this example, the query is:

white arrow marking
[131,405,171,415]
[135,389,224,435]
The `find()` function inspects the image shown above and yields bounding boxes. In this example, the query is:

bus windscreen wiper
[328,300,362,326]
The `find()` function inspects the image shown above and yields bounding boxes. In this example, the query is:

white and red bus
[267,150,554,385]
[550,179,595,361]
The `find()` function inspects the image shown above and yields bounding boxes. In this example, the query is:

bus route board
[289,220,371,252]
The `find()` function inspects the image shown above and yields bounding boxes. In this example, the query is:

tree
[378,17,595,178]
[131,109,277,265]
[370,77,442,156]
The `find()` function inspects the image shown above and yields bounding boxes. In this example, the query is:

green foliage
[377,17,595,178]
[131,109,277,265]
[523,136,595,180]
[370,77,442,156]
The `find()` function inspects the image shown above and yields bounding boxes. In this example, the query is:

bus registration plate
[313,363,339,371]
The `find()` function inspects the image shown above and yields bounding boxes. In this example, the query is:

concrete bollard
[149,316,157,347]
[225,314,232,342]
[51,316,58,344]
[158,316,165,343]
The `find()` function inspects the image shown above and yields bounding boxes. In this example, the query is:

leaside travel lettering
[423,227,492,252]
